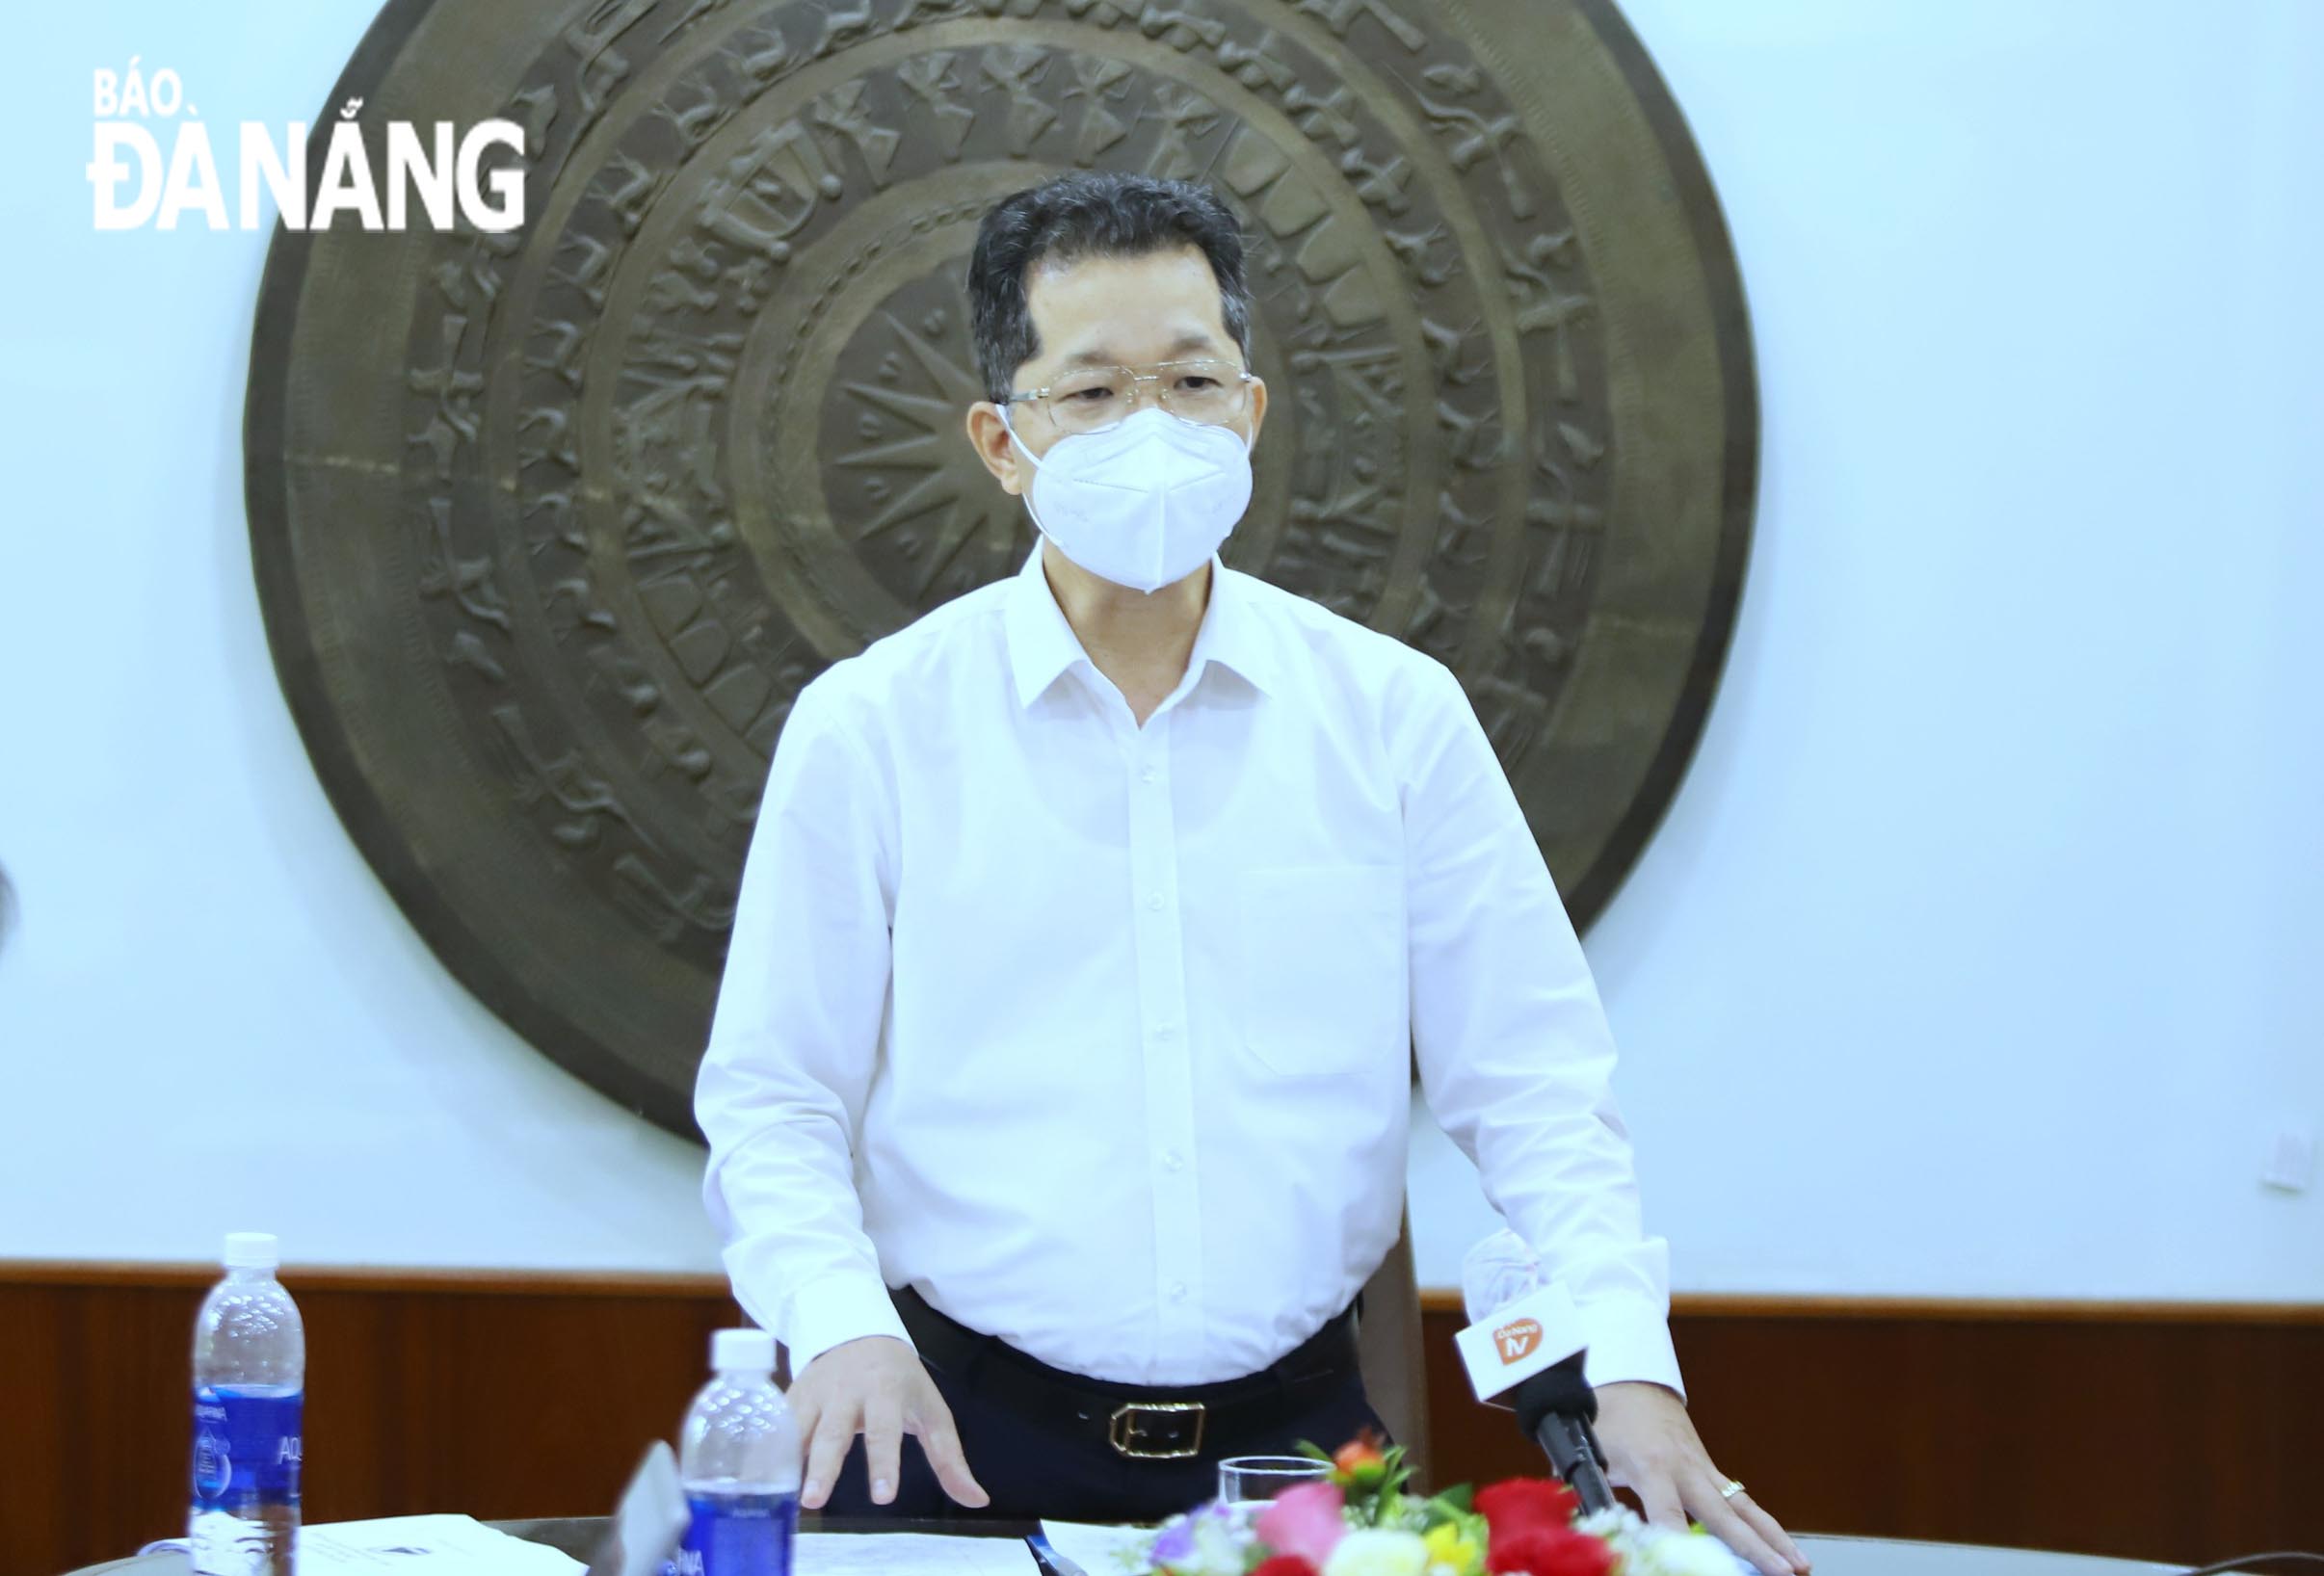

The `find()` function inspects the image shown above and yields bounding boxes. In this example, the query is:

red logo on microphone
[1493,1317,1543,1365]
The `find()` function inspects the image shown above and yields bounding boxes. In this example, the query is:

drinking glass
[1217,1455,1332,1511]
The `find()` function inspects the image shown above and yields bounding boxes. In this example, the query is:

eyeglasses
[1003,358,1256,437]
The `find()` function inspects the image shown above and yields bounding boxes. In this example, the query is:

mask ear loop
[997,404,1052,537]
[998,403,1047,471]
[1225,375,1258,454]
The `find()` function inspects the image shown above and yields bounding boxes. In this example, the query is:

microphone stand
[1529,1406,1616,1514]
[1511,1356,1617,1515]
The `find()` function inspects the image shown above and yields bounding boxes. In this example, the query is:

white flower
[1627,1524,1751,1576]
[1147,1500,1254,1576]
[1321,1527,1432,1576]
[1573,1506,1650,1564]
[1185,1503,1254,1576]
[1574,1507,1645,1537]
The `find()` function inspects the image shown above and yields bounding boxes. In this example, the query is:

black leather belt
[892,1285,1360,1462]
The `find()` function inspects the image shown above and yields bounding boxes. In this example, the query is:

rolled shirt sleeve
[696,674,915,1375]
[1399,658,1686,1400]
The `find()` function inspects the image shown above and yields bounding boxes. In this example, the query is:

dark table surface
[73,1518,2180,1575]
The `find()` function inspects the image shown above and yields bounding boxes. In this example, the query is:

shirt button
[1153,1023,1175,1040]
[1146,892,1164,911]
[1169,1281,1189,1301]
[1141,766,1157,784]
[1163,1150,1184,1171]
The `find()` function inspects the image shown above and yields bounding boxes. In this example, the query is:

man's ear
[964,402,1026,496]
[1247,376,1268,445]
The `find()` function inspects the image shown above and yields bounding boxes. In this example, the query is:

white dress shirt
[698,544,1682,1395]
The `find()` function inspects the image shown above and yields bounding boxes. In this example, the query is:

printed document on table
[795,1531,1039,1573]
[296,1515,584,1576]
[1039,1520,1157,1574]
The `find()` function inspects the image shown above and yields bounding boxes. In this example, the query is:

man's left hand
[1592,1380,1810,1576]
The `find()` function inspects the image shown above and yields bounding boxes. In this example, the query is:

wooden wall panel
[3,1267,2317,1576]
[0,1268,741,1576]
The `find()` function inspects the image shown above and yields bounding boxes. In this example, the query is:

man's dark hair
[965,171,1254,402]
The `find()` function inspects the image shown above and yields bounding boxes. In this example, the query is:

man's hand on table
[791,1335,990,1510]
[1594,1380,1809,1576]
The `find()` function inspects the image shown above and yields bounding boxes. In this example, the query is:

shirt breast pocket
[1233,864,1407,1079]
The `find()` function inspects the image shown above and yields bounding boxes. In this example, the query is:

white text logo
[89,60,527,232]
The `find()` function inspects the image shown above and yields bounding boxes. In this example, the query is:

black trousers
[821,1338,1388,1524]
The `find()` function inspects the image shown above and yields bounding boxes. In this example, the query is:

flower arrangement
[1139,1433,1744,1576]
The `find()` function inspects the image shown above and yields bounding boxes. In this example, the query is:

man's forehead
[1022,249,1232,365]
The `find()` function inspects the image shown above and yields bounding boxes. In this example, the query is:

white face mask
[1003,406,1254,594]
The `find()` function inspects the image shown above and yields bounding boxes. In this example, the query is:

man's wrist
[781,1274,915,1375]
[797,1331,912,1377]
[1575,1298,1686,1402]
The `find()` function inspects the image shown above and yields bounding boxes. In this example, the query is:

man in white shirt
[697,171,1806,1575]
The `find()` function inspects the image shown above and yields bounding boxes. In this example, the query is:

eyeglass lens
[1034,361,1248,434]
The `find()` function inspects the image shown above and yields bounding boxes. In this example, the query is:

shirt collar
[1003,542,1280,709]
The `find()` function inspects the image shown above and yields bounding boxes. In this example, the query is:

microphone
[1455,1230,1617,1514]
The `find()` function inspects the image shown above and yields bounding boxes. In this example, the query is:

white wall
[3,3,2317,1300]
[0,3,722,1270]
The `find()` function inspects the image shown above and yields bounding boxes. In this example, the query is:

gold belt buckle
[1107,1401,1206,1460]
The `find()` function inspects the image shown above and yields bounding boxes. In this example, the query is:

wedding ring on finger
[1719,1479,1747,1500]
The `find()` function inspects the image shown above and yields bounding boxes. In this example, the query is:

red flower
[1473,1477,1581,1537]
[1485,1526,1615,1576]
[1334,1431,1387,1476]
[1250,1559,1321,1576]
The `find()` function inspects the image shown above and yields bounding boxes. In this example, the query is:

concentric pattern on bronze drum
[246,0,1755,1135]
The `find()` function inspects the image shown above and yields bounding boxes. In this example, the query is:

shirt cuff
[776,1272,915,1376]
[1576,1297,1686,1403]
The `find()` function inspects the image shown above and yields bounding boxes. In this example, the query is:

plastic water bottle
[674,1328,800,1576]
[190,1232,305,1576]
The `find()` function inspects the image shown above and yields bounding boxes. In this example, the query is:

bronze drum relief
[246,0,1756,1132]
